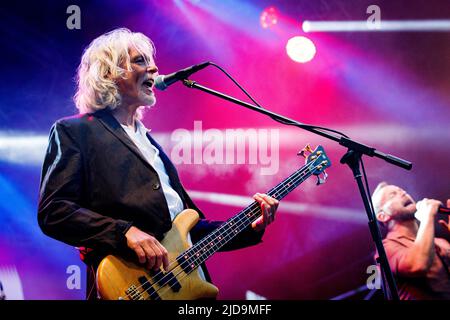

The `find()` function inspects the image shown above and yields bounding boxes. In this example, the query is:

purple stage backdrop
[0,0,449,300]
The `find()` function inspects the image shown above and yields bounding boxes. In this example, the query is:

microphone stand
[183,79,412,300]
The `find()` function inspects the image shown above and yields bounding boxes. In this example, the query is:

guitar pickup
[149,269,165,286]
[166,272,182,292]
[138,276,160,300]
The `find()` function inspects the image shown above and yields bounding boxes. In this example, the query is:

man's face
[377,185,416,222]
[114,47,158,109]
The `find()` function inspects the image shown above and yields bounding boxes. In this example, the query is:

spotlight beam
[303,19,450,32]
[188,190,366,224]
[0,133,48,165]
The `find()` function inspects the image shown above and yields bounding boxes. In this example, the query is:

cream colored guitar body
[96,209,219,300]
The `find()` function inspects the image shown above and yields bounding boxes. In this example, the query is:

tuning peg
[316,171,328,185]
[297,144,314,158]
[298,150,307,158]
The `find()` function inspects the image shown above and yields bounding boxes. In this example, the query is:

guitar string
[147,163,322,300]
[127,194,272,300]
[145,162,323,300]
[130,160,320,300]
[125,159,324,299]
[131,161,318,300]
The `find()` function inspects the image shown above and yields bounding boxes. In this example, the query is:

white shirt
[121,120,184,221]
[120,119,206,281]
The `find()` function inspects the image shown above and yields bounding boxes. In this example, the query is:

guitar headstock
[298,144,331,185]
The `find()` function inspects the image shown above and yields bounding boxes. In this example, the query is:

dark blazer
[37,108,264,298]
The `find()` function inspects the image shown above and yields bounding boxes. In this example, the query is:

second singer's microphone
[439,206,450,214]
[154,61,210,91]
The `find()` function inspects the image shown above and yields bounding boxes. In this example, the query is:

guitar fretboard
[176,160,319,274]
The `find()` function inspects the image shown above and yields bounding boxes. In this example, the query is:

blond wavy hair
[74,28,155,114]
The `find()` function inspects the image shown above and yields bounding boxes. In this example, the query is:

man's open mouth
[142,79,154,89]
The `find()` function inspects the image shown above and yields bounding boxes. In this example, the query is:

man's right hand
[415,198,442,223]
[125,226,169,271]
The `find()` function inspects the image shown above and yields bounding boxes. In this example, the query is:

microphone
[154,61,210,91]
[438,206,450,214]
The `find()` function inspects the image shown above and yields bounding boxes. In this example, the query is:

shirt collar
[135,119,151,135]
[386,230,416,243]
[120,119,151,136]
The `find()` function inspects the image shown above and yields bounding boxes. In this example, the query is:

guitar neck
[176,161,318,274]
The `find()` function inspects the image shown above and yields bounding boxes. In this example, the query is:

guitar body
[96,209,219,300]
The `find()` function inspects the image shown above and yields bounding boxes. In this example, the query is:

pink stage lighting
[286,36,316,63]
[260,7,278,29]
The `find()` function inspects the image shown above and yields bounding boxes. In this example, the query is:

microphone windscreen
[154,75,167,91]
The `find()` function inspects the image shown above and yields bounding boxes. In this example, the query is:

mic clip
[183,79,197,88]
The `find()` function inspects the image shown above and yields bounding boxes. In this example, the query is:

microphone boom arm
[182,77,413,301]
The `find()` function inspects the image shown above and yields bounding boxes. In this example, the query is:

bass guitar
[96,144,331,300]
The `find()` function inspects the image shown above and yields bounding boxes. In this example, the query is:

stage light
[188,190,366,223]
[260,7,278,29]
[302,21,311,33]
[302,19,450,32]
[0,266,24,300]
[285,36,316,63]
